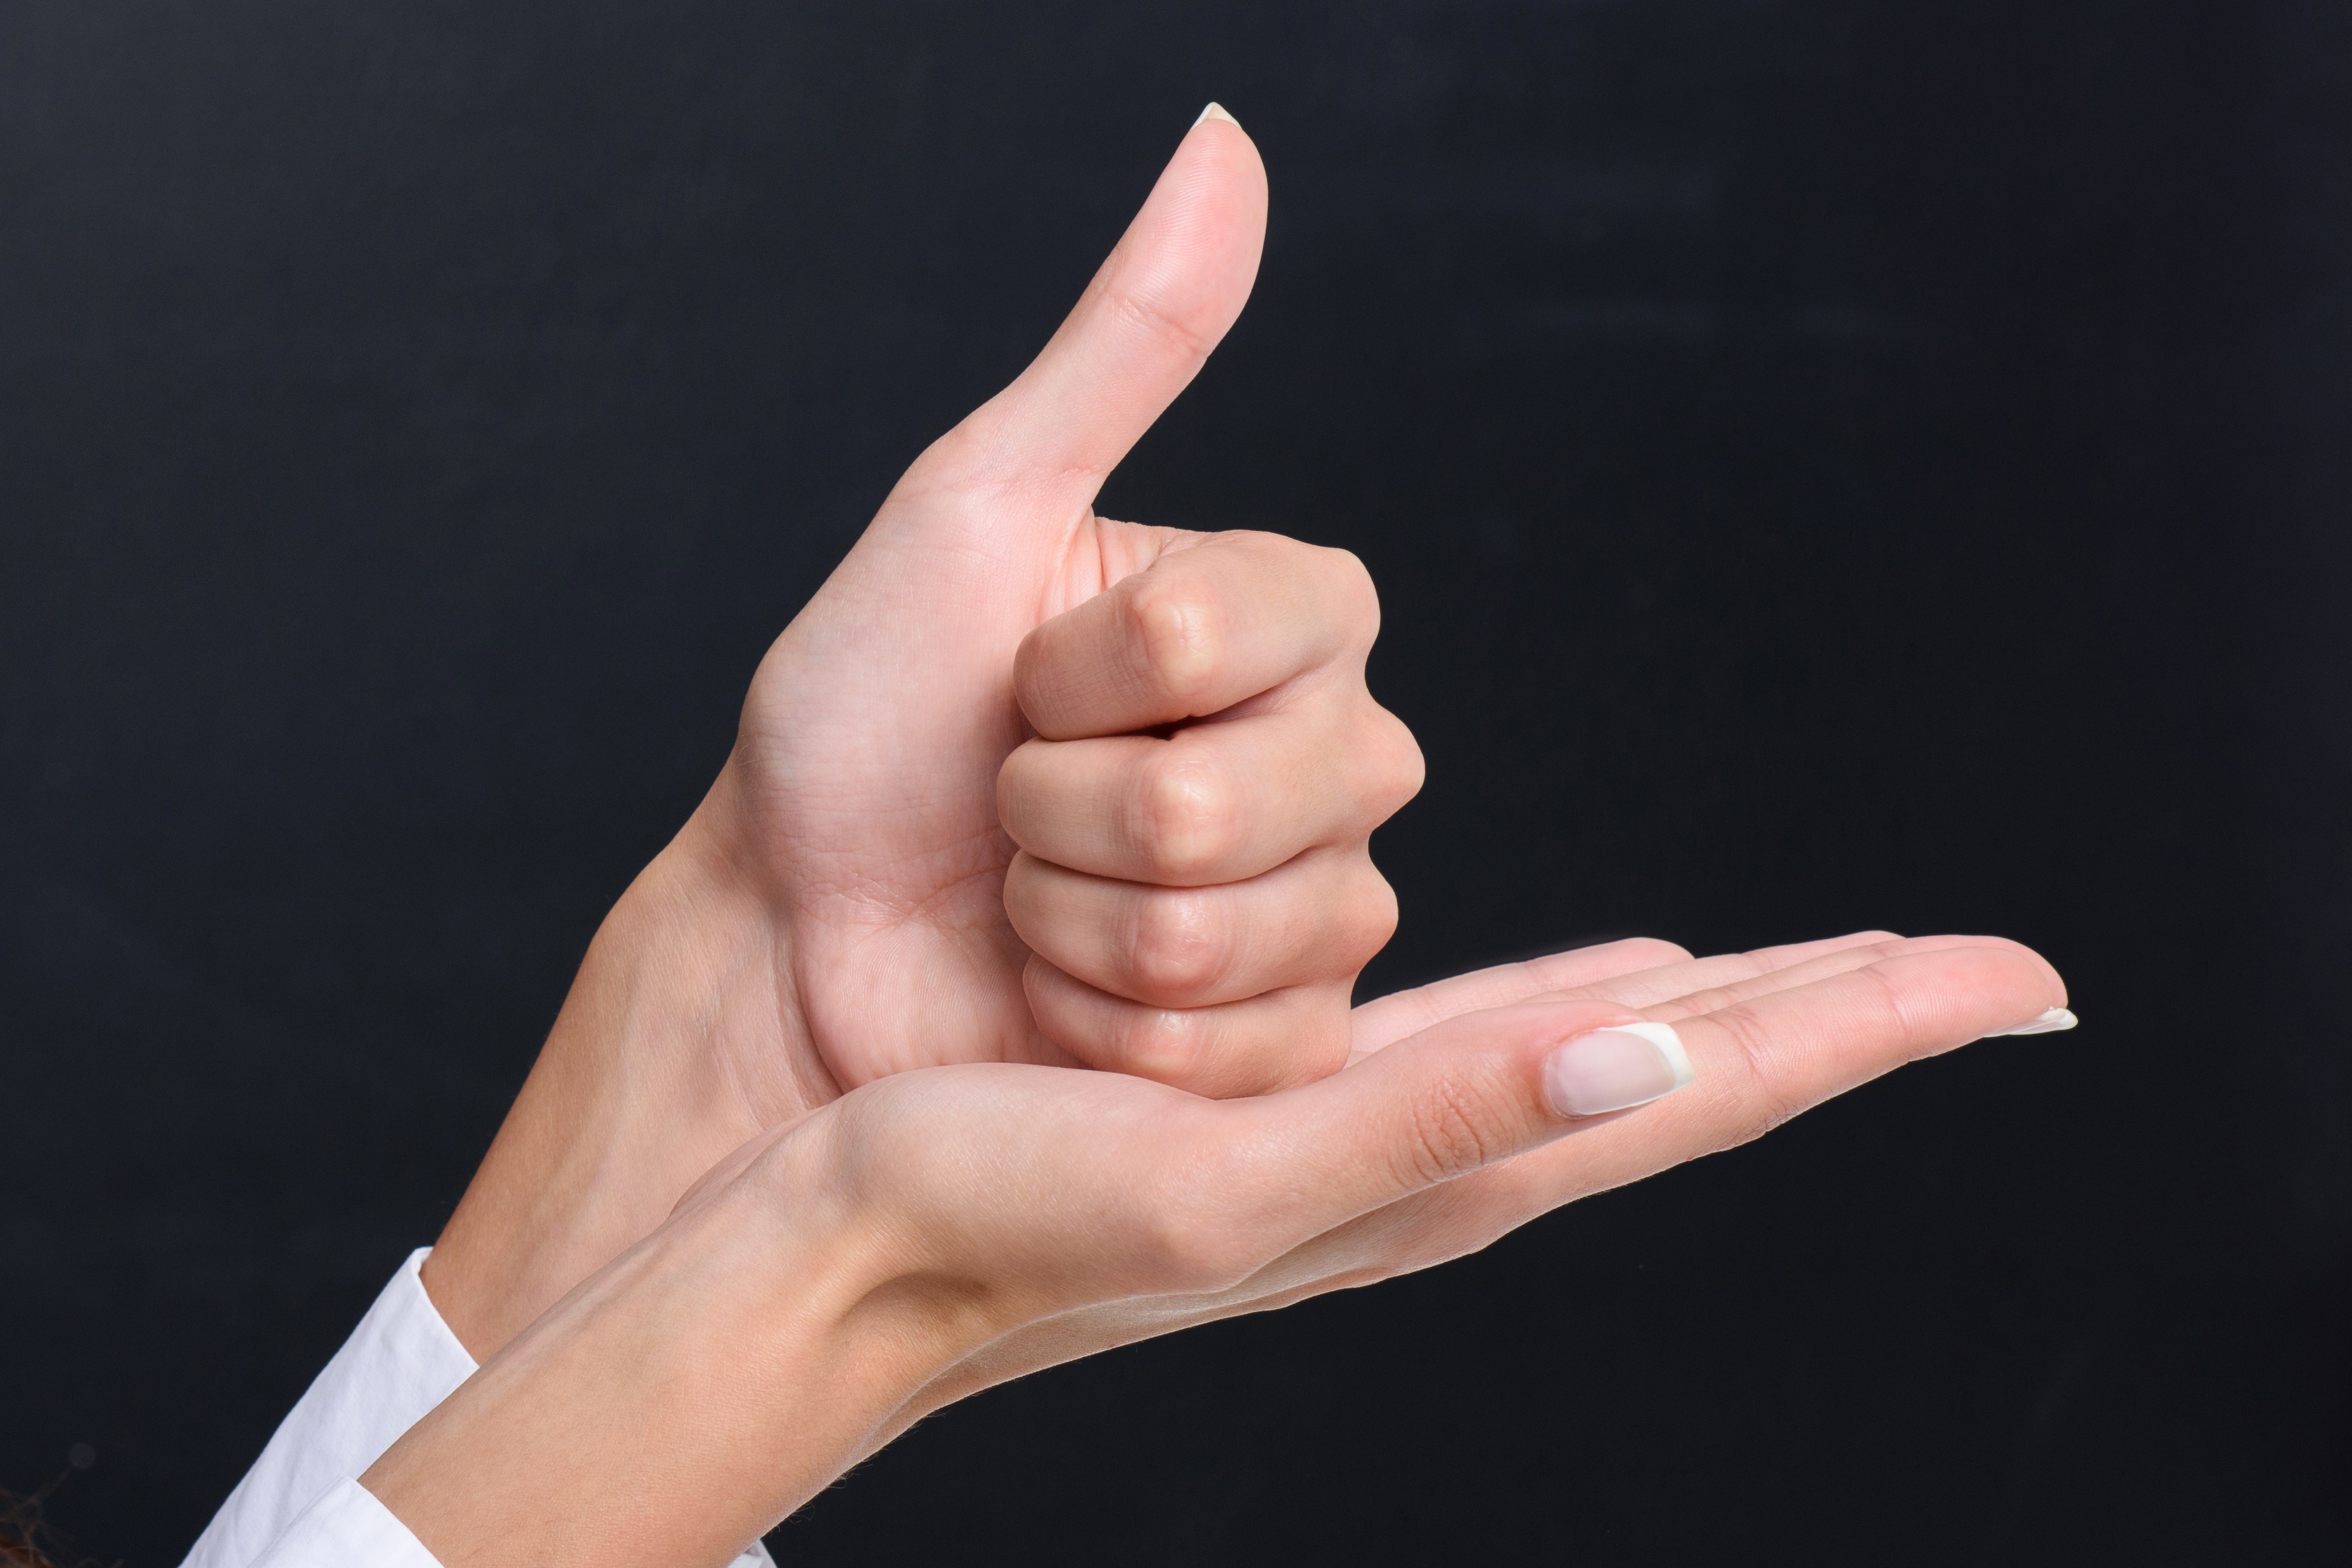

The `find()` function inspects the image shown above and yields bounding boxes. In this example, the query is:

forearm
[368,1166,951,1567]
[421,786,822,1360]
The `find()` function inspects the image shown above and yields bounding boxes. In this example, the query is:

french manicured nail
[1194,101,1241,129]
[1543,1022,1694,1118]
[1988,1007,2078,1037]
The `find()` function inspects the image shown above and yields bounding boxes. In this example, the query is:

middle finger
[997,695,1421,886]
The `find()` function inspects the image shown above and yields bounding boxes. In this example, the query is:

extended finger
[1207,941,2069,1301]
[884,940,2071,1404]
[1346,931,1889,1057]
[999,699,1422,886]
[1634,933,2062,1026]
[1015,532,1381,741]
[1488,929,1921,1026]
[1484,943,2064,1218]
[1005,848,1396,1010]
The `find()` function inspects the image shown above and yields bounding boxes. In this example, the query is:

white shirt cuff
[183,1249,475,1568]
[184,1246,775,1568]
[248,1479,442,1568]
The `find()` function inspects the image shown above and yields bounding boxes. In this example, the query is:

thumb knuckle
[1399,1076,1504,1187]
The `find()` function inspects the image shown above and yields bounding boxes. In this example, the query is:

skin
[424,109,1420,1360]
[376,110,2074,1562]
[368,931,2066,1567]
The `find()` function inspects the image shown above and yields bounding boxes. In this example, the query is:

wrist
[371,1145,947,1565]
[423,776,828,1359]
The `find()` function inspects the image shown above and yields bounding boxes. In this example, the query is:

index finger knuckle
[1123,573,1224,711]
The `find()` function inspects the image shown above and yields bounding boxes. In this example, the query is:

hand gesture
[371,933,2072,1566]
[711,106,1412,1106]
[428,110,1417,1352]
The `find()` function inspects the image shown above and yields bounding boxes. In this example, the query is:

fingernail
[1194,102,1241,129]
[1988,1007,2078,1037]
[1543,1022,1694,1118]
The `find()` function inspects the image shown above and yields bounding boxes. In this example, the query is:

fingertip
[1905,933,2070,1008]
[1139,104,1268,326]
[1008,623,1052,732]
[1865,944,2071,1045]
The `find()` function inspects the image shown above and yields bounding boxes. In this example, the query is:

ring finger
[1004,846,1397,1010]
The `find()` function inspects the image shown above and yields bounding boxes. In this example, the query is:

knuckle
[1112,286,1219,368]
[1856,955,1944,1057]
[1124,575,1222,707]
[1378,708,1428,808]
[1400,1076,1500,1187]
[1342,869,1402,966]
[1316,545,1382,636]
[1132,744,1239,880]
[1127,889,1229,1000]
[1105,1000,1212,1084]
[1343,703,1426,822]
[1710,1003,1811,1143]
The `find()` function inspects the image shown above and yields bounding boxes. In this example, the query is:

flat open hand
[367,932,2070,1567]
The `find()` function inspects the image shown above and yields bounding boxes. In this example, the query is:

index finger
[1014,531,1379,740]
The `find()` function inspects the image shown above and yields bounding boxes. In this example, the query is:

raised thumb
[949,105,1267,499]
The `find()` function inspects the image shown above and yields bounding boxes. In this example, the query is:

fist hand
[1000,530,1422,1095]
[428,108,1410,1357]
[712,108,1414,1108]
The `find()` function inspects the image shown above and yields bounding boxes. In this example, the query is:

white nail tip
[1989,1007,2079,1037]
[1543,1023,1696,1119]
[1194,102,1241,129]
[1606,1021,1695,1089]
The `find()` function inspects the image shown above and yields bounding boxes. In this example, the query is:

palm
[733,492,1177,1088]
[757,930,2069,1471]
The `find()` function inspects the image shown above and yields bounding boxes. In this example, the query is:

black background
[4,2,2348,1562]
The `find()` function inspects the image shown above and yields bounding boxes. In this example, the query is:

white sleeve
[248,1479,442,1568]
[182,1249,476,1568]
[184,1246,776,1568]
